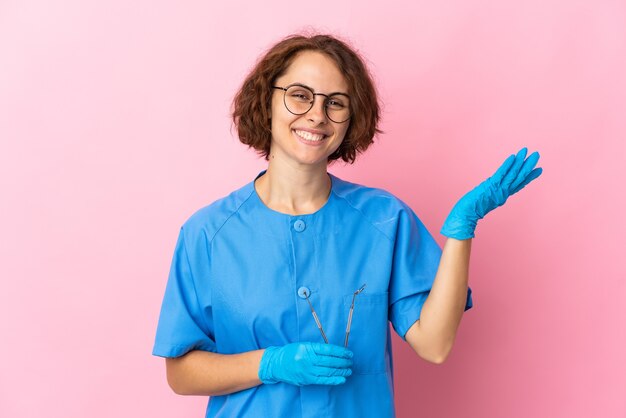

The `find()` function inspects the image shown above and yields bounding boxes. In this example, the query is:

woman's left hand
[440,147,543,240]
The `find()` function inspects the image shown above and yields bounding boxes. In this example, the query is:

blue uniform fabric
[153,170,473,418]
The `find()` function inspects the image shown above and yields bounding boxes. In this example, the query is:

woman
[152,33,542,417]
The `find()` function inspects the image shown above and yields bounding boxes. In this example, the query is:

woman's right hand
[258,342,353,386]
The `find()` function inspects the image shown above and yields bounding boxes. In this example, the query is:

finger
[311,365,353,377]
[313,376,347,385]
[310,343,353,359]
[510,151,540,192]
[490,154,516,186]
[510,167,543,195]
[502,147,528,188]
[314,355,353,369]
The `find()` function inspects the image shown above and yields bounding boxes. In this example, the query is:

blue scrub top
[153,170,473,418]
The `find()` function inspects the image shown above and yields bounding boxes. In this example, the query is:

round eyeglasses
[272,83,351,124]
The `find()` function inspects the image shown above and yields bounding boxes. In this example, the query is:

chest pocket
[342,292,389,374]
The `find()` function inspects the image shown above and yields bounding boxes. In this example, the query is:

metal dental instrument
[303,284,367,346]
[344,284,366,348]
[303,289,329,344]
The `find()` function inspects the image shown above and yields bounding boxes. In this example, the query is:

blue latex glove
[258,342,353,386]
[440,147,543,240]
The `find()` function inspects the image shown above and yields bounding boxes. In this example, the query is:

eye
[326,98,346,109]
[289,90,313,102]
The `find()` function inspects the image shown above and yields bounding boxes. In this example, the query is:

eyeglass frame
[271,83,352,123]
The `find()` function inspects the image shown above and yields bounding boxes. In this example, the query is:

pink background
[1,0,624,417]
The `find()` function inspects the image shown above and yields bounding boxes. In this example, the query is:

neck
[254,160,331,216]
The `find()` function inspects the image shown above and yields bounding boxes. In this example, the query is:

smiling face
[269,50,351,170]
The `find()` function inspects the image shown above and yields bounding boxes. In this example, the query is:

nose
[306,95,328,125]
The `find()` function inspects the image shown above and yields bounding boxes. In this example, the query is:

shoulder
[180,180,256,244]
[330,174,418,239]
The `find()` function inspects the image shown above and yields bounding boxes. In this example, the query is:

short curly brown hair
[232,33,382,164]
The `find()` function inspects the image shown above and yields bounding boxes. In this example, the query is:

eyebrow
[289,82,350,98]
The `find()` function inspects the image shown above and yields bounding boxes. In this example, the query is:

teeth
[294,129,326,142]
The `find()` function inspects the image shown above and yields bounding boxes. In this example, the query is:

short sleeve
[388,204,473,340]
[152,227,217,358]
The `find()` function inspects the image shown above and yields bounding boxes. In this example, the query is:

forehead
[276,50,349,93]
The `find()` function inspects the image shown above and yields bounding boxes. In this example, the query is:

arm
[405,238,471,364]
[166,349,265,396]
[165,342,353,396]
[406,147,542,364]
